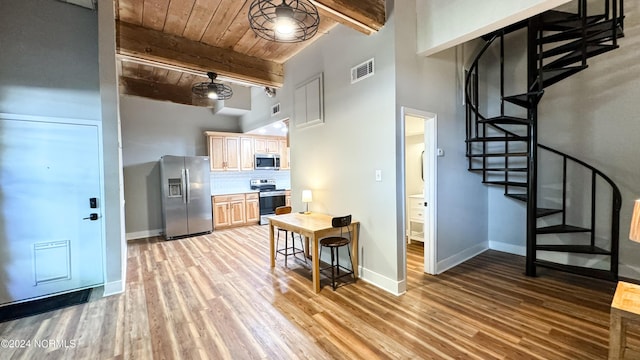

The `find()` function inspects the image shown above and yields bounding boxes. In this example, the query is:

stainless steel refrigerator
[160,155,213,239]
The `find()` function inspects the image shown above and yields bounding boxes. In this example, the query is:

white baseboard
[489,240,526,256]
[126,229,162,241]
[437,242,488,274]
[358,266,406,296]
[103,280,124,296]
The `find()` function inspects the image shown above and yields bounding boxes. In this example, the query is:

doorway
[402,107,437,277]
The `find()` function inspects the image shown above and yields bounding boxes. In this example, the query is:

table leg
[351,223,359,279]
[269,222,275,268]
[304,236,310,259]
[312,235,320,293]
[609,309,625,359]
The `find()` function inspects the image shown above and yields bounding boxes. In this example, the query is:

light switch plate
[375,170,382,182]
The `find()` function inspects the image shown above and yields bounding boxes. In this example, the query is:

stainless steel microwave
[254,153,280,170]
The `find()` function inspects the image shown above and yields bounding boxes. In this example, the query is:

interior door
[0,116,104,304]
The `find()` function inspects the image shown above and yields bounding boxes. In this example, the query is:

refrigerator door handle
[181,169,187,204]
[186,169,191,204]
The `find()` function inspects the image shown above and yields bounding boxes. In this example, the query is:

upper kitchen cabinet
[205,131,289,172]
[279,139,290,170]
[294,72,324,128]
[254,137,280,154]
[205,132,240,172]
[240,137,254,171]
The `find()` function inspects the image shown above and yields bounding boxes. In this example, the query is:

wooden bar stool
[274,206,307,267]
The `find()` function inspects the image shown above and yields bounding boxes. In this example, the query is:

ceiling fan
[192,72,233,100]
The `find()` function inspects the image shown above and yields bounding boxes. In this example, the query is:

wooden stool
[609,281,640,359]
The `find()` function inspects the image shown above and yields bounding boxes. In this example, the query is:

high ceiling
[114,0,385,108]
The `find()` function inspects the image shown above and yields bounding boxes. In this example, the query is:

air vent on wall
[271,103,281,116]
[351,58,375,84]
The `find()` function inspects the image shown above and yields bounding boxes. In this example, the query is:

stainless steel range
[250,179,287,225]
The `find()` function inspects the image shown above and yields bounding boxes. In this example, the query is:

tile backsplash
[210,170,291,195]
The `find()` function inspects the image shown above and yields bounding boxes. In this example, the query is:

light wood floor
[1,225,639,359]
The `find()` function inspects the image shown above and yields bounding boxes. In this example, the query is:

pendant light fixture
[192,72,233,100]
[248,0,320,43]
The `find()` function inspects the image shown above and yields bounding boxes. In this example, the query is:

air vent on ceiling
[351,58,375,84]
[271,103,281,116]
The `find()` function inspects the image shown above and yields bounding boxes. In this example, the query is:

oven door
[259,193,286,224]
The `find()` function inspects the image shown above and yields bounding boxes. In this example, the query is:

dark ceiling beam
[119,76,214,108]
[312,0,385,35]
[116,20,284,88]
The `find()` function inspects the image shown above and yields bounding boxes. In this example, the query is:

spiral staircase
[465,0,623,280]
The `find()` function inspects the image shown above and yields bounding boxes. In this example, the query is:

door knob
[83,213,99,221]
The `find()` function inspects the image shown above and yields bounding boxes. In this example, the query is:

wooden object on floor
[269,212,359,293]
[609,281,640,359]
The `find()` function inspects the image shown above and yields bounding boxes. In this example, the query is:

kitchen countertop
[211,189,290,196]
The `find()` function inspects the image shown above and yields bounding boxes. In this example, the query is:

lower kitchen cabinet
[245,193,260,224]
[213,193,245,229]
[213,192,260,229]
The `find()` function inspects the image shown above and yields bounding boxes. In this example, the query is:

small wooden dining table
[268,212,359,293]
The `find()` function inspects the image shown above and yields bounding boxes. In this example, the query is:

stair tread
[543,44,619,69]
[534,259,616,281]
[466,136,529,142]
[467,152,528,157]
[539,20,623,44]
[483,167,528,172]
[533,66,588,89]
[537,224,592,234]
[540,14,605,31]
[506,193,528,202]
[479,116,530,125]
[503,92,545,108]
[537,208,562,218]
[536,244,611,255]
[542,40,616,59]
[483,181,527,187]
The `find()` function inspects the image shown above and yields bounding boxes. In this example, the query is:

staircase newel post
[525,16,541,277]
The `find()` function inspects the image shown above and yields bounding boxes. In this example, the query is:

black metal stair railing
[464,0,623,280]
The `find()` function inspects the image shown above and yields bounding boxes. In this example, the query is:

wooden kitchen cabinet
[279,139,290,170]
[205,131,288,171]
[212,194,246,229]
[245,193,260,224]
[206,132,240,171]
[240,137,254,171]
[285,190,291,207]
[254,137,280,154]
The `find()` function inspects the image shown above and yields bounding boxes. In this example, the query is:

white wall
[0,0,126,295]
[395,1,489,276]
[119,95,241,237]
[98,0,127,295]
[239,0,491,294]
[279,3,400,292]
[416,0,571,56]
[0,0,100,119]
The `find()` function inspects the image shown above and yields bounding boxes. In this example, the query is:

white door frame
[401,107,438,275]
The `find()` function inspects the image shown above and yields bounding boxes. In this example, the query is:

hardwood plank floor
[1,225,639,359]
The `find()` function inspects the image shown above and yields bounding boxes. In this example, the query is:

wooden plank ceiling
[115,0,385,108]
